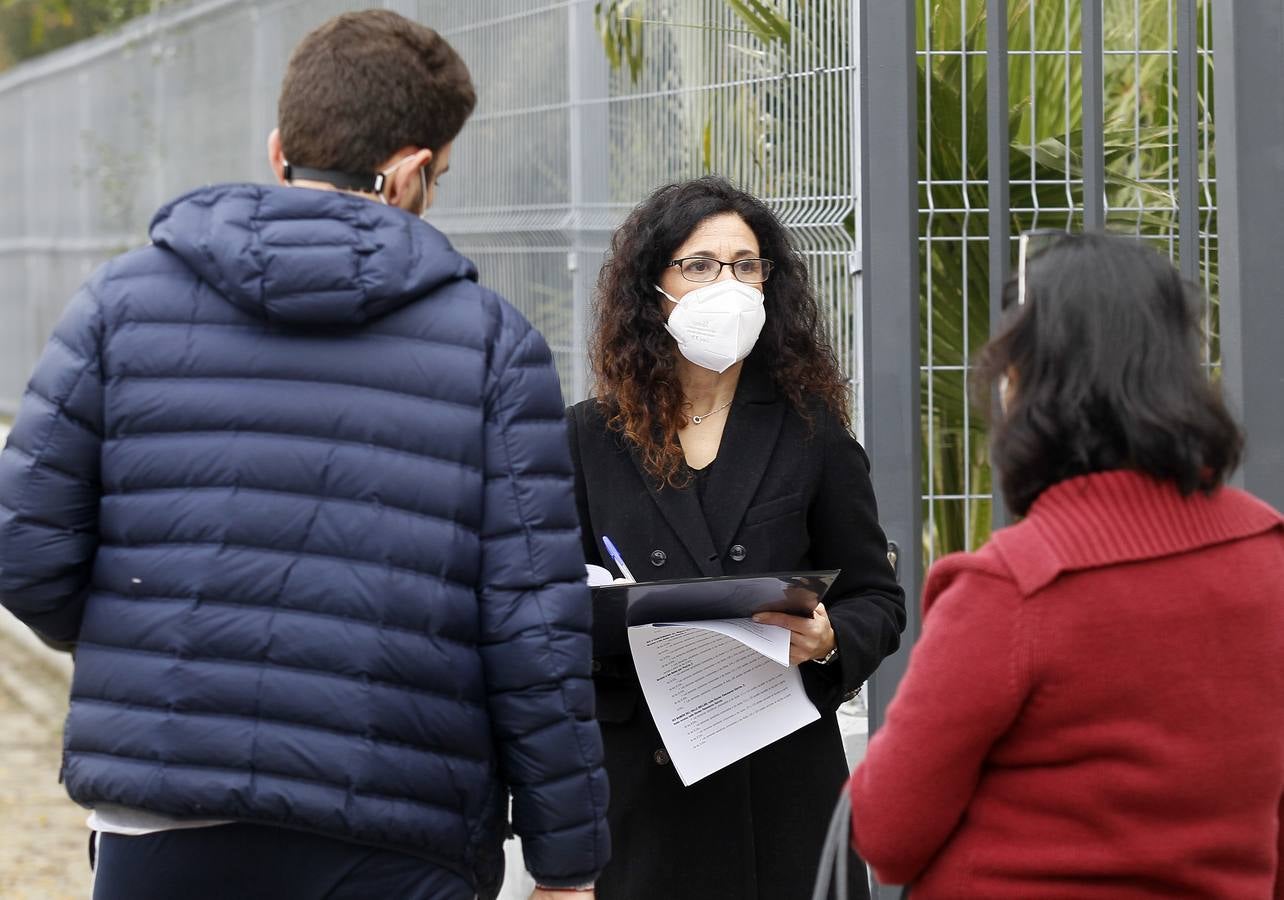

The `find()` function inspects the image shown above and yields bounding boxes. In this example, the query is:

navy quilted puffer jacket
[0,184,609,891]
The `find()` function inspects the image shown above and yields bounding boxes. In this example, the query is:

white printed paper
[628,622,820,786]
[652,618,791,666]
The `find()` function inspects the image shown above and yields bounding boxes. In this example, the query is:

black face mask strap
[282,160,385,194]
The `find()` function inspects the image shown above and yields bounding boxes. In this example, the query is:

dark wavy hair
[975,232,1243,516]
[592,176,851,487]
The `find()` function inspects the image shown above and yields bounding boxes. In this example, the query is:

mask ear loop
[655,285,680,304]
[376,154,416,206]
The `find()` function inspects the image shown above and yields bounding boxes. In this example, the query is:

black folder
[590,570,840,657]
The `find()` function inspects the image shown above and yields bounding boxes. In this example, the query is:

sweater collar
[990,470,1283,595]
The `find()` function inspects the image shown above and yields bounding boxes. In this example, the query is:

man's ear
[382,147,434,209]
[267,129,287,185]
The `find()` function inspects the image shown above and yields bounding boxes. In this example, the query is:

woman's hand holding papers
[752,602,837,666]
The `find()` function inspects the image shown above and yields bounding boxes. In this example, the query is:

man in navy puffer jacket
[0,10,608,900]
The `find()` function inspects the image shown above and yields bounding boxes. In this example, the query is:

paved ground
[0,627,92,899]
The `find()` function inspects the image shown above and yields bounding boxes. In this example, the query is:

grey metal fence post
[987,0,1010,530]
[1212,1,1284,510]
[1081,0,1105,230]
[859,0,922,893]
[566,1,611,404]
[1175,0,1199,281]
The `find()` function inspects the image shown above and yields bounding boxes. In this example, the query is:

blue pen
[601,535,636,583]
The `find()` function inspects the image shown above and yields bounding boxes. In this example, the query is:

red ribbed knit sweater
[850,470,1284,899]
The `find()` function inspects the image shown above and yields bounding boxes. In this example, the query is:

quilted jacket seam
[485,415,568,426]
[20,388,101,438]
[104,429,482,474]
[0,444,84,483]
[114,539,473,587]
[483,472,573,483]
[72,696,489,765]
[484,525,578,541]
[68,750,468,816]
[45,331,91,365]
[110,319,488,357]
[0,500,92,536]
[102,485,480,535]
[75,639,487,708]
[89,589,477,647]
[115,373,481,412]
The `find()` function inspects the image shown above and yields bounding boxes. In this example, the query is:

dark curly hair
[592,176,851,487]
[975,232,1243,516]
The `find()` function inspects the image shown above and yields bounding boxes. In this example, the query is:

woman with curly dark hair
[565,176,906,899]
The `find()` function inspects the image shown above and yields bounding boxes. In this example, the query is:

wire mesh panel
[0,0,860,428]
[425,1,581,394]
[593,1,862,418]
[431,0,862,413]
[0,0,1225,598]
[917,0,1218,564]
[919,0,1008,562]
[0,1,866,890]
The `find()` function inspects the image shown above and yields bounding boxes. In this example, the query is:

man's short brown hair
[278,10,476,174]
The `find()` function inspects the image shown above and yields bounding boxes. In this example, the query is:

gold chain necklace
[690,398,733,425]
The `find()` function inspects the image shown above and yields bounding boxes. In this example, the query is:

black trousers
[91,822,476,900]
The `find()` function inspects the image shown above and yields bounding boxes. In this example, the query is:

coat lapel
[703,360,786,557]
[624,357,786,577]
[627,443,723,577]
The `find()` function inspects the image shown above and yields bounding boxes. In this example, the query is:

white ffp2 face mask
[657,280,766,374]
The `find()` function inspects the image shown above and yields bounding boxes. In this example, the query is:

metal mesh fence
[0,0,862,437]
[0,12,867,884]
[431,0,863,419]
[1,0,1229,621]
[917,0,1218,564]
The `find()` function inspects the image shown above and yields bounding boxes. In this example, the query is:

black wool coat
[566,361,907,900]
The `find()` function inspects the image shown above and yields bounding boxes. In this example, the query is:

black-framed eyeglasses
[1015,228,1068,307]
[667,256,774,284]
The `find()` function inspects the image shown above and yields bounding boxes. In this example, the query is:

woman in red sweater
[849,232,1284,898]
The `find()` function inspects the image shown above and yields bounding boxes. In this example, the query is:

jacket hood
[149,183,478,326]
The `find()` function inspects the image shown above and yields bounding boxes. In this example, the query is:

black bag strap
[282,162,384,194]
[811,787,853,900]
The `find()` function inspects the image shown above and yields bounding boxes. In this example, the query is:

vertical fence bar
[850,0,866,444]
[860,2,922,895]
[1211,1,1284,510]
[1081,0,1105,229]
[566,0,610,403]
[986,0,1010,530]
[1175,0,1199,281]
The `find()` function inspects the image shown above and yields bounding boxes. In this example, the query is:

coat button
[653,748,670,766]
[650,549,667,567]
[729,544,747,562]
[591,659,602,674]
